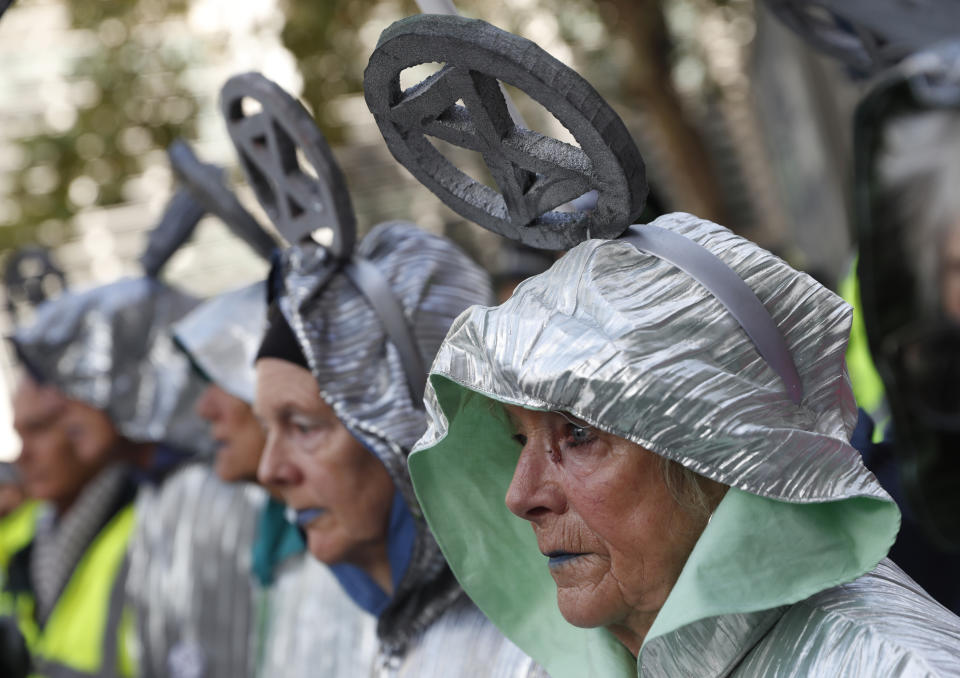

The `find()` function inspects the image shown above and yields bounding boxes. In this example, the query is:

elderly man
[3,372,140,677]
[0,275,213,678]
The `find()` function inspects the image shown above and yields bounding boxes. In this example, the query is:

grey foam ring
[220,72,357,259]
[168,140,279,260]
[363,14,647,250]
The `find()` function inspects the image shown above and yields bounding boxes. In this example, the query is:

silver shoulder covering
[127,465,264,678]
[255,554,377,678]
[384,597,550,678]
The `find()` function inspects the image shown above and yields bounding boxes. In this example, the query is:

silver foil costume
[11,276,262,678]
[129,464,261,678]
[172,282,378,678]
[254,554,378,678]
[410,212,960,677]
[11,277,210,455]
[275,221,546,676]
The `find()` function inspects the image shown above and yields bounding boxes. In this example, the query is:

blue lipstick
[546,551,583,568]
[285,507,327,527]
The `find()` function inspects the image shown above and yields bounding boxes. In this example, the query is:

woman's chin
[305,530,345,565]
[555,588,618,629]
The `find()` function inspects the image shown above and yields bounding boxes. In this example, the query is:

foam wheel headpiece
[364,14,647,250]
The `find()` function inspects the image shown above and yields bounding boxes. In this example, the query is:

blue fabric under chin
[329,489,417,616]
[252,496,306,587]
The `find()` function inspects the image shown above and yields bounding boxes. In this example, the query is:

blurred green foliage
[1,0,198,250]
[279,0,417,142]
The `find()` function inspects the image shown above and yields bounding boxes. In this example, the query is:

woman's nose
[505,438,566,523]
[194,384,219,422]
[257,435,302,487]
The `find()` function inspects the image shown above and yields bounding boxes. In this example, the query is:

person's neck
[51,460,117,519]
[354,542,393,595]
[52,490,81,518]
[607,608,658,658]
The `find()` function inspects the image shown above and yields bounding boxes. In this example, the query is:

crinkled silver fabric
[127,464,263,678]
[11,277,213,456]
[277,220,492,655]
[382,596,550,678]
[172,282,266,405]
[641,559,960,677]
[255,552,378,678]
[419,212,884,504]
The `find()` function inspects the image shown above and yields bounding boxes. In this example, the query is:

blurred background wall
[0,0,863,460]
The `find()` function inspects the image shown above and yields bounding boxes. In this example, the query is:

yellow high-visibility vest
[0,504,137,678]
[838,258,888,441]
[0,501,40,574]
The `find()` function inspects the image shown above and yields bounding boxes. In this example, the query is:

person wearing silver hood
[3,276,207,678]
[3,171,269,678]
[172,282,377,677]
[355,14,960,678]
[253,220,546,676]
[410,212,960,677]
[219,70,545,676]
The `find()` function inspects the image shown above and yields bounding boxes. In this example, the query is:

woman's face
[195,383,266,485]
[254,358,395,574]
[504,405,716,650]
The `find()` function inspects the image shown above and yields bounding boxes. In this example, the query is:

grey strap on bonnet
[624,225,804,404]
[220,72,428,408]
[364,14,805,405]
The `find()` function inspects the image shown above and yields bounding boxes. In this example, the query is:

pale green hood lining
[409,377,900,678]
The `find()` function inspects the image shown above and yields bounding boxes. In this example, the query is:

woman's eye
[563,424,596,448]
[289,416,322,435]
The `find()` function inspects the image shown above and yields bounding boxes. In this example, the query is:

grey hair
[878,110,960,315]
[659,456,728,522]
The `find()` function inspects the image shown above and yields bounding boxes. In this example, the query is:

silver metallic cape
[387,597,549,678]
[278,220,543,671]
[172,282,267,405]
[411,212,960,676]
[644,559,960,677]
[255,552,378,678]
[11,277,213,455]
[127,464,262,678]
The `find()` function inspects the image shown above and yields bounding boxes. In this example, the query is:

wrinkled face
[195,384,266,484]
[12,378,115,508]
[254,358,395,573]
[504,405,715,646]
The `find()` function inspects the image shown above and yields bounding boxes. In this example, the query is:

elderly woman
[408,212,960,676]
[172,282,376,677]
[254,220,546,675]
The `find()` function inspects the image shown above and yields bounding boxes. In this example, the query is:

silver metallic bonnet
[418,212,887,503]
[11,277,212,455]
[172,282,266,405]
[278,221,492,509]
[276,220,493,654]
